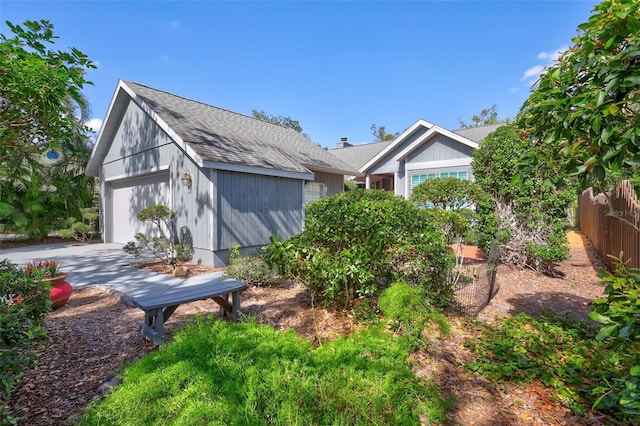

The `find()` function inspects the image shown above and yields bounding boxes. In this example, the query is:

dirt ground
[6,231,618,425]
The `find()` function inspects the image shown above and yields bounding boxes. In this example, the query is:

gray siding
[368,126,429,175]
[312,171,345,195]
[406,134,474,163]
[212,170,303,265]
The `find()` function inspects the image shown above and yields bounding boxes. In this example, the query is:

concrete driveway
[0,242,225,299]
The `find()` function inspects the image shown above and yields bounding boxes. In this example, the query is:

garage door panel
[111,173,170,244]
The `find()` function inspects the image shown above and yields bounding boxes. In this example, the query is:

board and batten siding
[367,126,430,175]
[311,171,345,195]
[211,170,304,266]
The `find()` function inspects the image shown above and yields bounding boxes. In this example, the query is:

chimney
[336,137,352,149]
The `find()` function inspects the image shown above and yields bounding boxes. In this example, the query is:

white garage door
[110,173,170,244]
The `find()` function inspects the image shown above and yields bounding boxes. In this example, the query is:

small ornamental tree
[265,190,453,313]
[123,205,192,268]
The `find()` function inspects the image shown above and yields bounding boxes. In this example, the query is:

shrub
[472,123,573,272]
[265,190,453,313]
[58,207,98,243]
[223,245,281,286]
[0,259,51,424]
[589,262,640,421]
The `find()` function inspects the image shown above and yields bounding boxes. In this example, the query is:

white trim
[396,126,478,162]
[360,119,433,172]
[202,160,313,180]
[404,158,472,171]
[104,165,170,182]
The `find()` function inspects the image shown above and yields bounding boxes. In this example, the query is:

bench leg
[232,290,241,320]
[141,305,179,345]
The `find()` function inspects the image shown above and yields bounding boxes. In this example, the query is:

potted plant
[23,260,72,309]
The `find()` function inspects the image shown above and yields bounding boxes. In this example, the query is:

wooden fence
[578,180,640,270]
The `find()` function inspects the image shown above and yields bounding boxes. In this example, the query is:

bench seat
[130,278,247,345]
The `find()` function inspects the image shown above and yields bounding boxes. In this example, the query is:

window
[411,173,436,188]
[304,182,327,204]
[410,171,469,189]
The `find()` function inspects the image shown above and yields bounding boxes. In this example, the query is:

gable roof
[330,140,392,171]
[330,121,504,174]
[87,80,358,178]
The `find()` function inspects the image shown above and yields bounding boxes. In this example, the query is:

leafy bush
[472,122,573,272]
[58,207,98,243]
[265,190,453,312]
[0,259,51,424]
[589,262,640,420]
[80,316,451,425]
[223,245,281,286]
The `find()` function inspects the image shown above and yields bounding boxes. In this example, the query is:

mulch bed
[6,231,620,425]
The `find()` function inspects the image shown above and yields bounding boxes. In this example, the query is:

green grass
[79,316,451,425]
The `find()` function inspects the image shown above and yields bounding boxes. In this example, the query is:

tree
[472,123,574,273]
[457,105,501,128]
[517,0,640,194]
[371,124,398,142]
[251,109,307,136]
[0,19,95,163]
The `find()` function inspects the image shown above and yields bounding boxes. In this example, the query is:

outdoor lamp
[181,171,192,192]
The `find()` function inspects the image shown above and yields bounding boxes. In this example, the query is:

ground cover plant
[79,294,452,425]
[464,311,635,421]
[264,189,453,314]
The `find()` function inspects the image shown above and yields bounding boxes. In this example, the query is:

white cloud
[508,87,519,94]
[85,118,102,133]
[537,46,567,63]
[169,20,179,29]
[161,54,170,62]
[522,65,545,80]
[93,60,102,69]
[522,46,568,81]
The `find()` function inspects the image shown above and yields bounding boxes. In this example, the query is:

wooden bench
[130,279,247,345]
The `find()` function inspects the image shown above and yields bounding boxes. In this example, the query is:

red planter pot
[41,272,73,309]
[50,281,73,309]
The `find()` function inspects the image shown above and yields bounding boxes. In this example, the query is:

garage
[109,172,170,244]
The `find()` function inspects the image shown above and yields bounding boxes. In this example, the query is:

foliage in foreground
[0,260,51,425]
[589,263,640,419]
[465,311,635,421]
[80,315,451,425]
[518,0,640,191]
[265,190,453,313]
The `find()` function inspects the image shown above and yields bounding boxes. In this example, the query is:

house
[86,80,358,267]
[330,119,502,198]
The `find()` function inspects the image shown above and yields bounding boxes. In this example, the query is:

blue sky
[1,0,599,148]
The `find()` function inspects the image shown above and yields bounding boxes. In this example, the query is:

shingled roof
[87,80,357,177]
[452,123,503,143]
[330,141,392,171]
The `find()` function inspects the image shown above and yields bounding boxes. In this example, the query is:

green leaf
[589,311,612,324]
[631,365,640,377]
[596,324,618,341]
